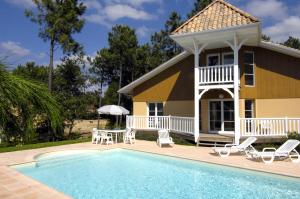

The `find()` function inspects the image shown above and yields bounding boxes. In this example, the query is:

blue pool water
[14,149,300,199]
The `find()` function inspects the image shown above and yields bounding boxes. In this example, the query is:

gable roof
[118,51,191,94]
[172,0,259,35]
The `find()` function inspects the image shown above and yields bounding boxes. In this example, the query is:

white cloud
[85,14,112,27]
[136,26,151,38]
[109,0,162,8]
[105,4,153,21]
[264,16,300,42]
[84,0,102,10]
[0,41,31,57]
[245,0,287,21]
[84,0,158,26]
[5,0,35,8]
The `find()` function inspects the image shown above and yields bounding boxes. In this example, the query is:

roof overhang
[259,41,300,58]
[118,51,191,95]
[170,23,261,52]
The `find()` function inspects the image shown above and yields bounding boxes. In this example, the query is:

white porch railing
[127,116,300,138]
[199,64,234,85]
[126,116,194,135]
[240,118,300,137]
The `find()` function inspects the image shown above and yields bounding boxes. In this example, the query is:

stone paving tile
[0,140,299,198]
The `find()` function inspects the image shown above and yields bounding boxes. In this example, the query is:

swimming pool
[14,149,300,199]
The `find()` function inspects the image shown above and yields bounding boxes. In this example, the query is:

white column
[194,44,200,143]
[233,34,240,145]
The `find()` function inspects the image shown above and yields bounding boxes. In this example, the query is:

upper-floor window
[148,102,163,116]
[244,52,255,86]
[207,54,220,66]
[222,52,234,65]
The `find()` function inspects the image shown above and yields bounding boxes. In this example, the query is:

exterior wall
[133,55,194,102]
[133,101,194,117]
[255,98,300,118]
[163,101,194,117]
[133,102,147,115]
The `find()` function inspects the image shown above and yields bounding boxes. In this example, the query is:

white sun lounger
[157,129,174,147]
[249,139,300,164]
[212,137,257,157]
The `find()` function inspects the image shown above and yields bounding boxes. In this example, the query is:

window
[245,100,255,118]
[148,102,163,116]
[222,52,234,65]
[244,52,255,86]
[207,54,220,66]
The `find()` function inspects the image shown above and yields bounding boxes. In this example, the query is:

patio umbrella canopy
[97,105,129,116]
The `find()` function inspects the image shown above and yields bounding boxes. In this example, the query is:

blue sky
[1,0,300,69]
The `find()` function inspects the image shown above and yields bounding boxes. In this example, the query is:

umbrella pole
[97,114,100,129]
[115,115,118,126]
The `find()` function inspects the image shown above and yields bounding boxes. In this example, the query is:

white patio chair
[157,129,174,147]
[249,139,300,164]
[91,128,98,144]
[212,137,257,157]
[123,129,136,144]
[96,130,113,145]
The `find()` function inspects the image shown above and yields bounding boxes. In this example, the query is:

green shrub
[286,132,300,151]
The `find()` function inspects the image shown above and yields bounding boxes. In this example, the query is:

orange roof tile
[172,0,259,35]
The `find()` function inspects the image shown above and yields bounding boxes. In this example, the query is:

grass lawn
[0,138,90,153]
[136,131,195,146]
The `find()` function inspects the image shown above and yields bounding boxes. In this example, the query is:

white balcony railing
[126,116,194,135]
[199,64,234,85]
[240,118,300,137]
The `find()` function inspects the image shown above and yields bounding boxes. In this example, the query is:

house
[119,0,300,144]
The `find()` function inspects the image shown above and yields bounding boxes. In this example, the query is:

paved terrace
[0,140,300,198]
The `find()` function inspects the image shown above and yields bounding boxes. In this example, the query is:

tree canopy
[282,36,300,50]
[0,62,63,144]
[25,0,86,91]
[187,0,213,18]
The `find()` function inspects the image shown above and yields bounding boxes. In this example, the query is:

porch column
[194,43,200,142]
[233,34,240,145]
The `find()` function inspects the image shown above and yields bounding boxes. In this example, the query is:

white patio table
[104,129,126,143]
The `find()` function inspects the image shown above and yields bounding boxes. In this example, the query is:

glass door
[209,101,222,132]
[209,100,234,133]
[223,101,234,131]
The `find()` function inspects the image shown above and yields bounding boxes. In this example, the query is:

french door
[209,100,234,133]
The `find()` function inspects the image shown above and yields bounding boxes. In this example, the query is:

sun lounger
[212,137,257,157]
[249,139,300,164]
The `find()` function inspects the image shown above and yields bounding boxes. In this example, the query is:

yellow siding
[256,98,300,118]
[163,101,194,117]
[133,102,147,116]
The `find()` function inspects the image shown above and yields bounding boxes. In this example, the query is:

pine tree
[187,0,213,18]
[25,0,86,91]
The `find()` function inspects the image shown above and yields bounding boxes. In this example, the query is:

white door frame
[208,99,234,134]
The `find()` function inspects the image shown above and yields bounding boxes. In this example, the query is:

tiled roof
[172,0,259,35]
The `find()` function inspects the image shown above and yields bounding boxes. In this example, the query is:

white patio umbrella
[97,105,129,116]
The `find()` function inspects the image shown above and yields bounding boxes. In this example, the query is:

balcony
[199,65,234,86]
